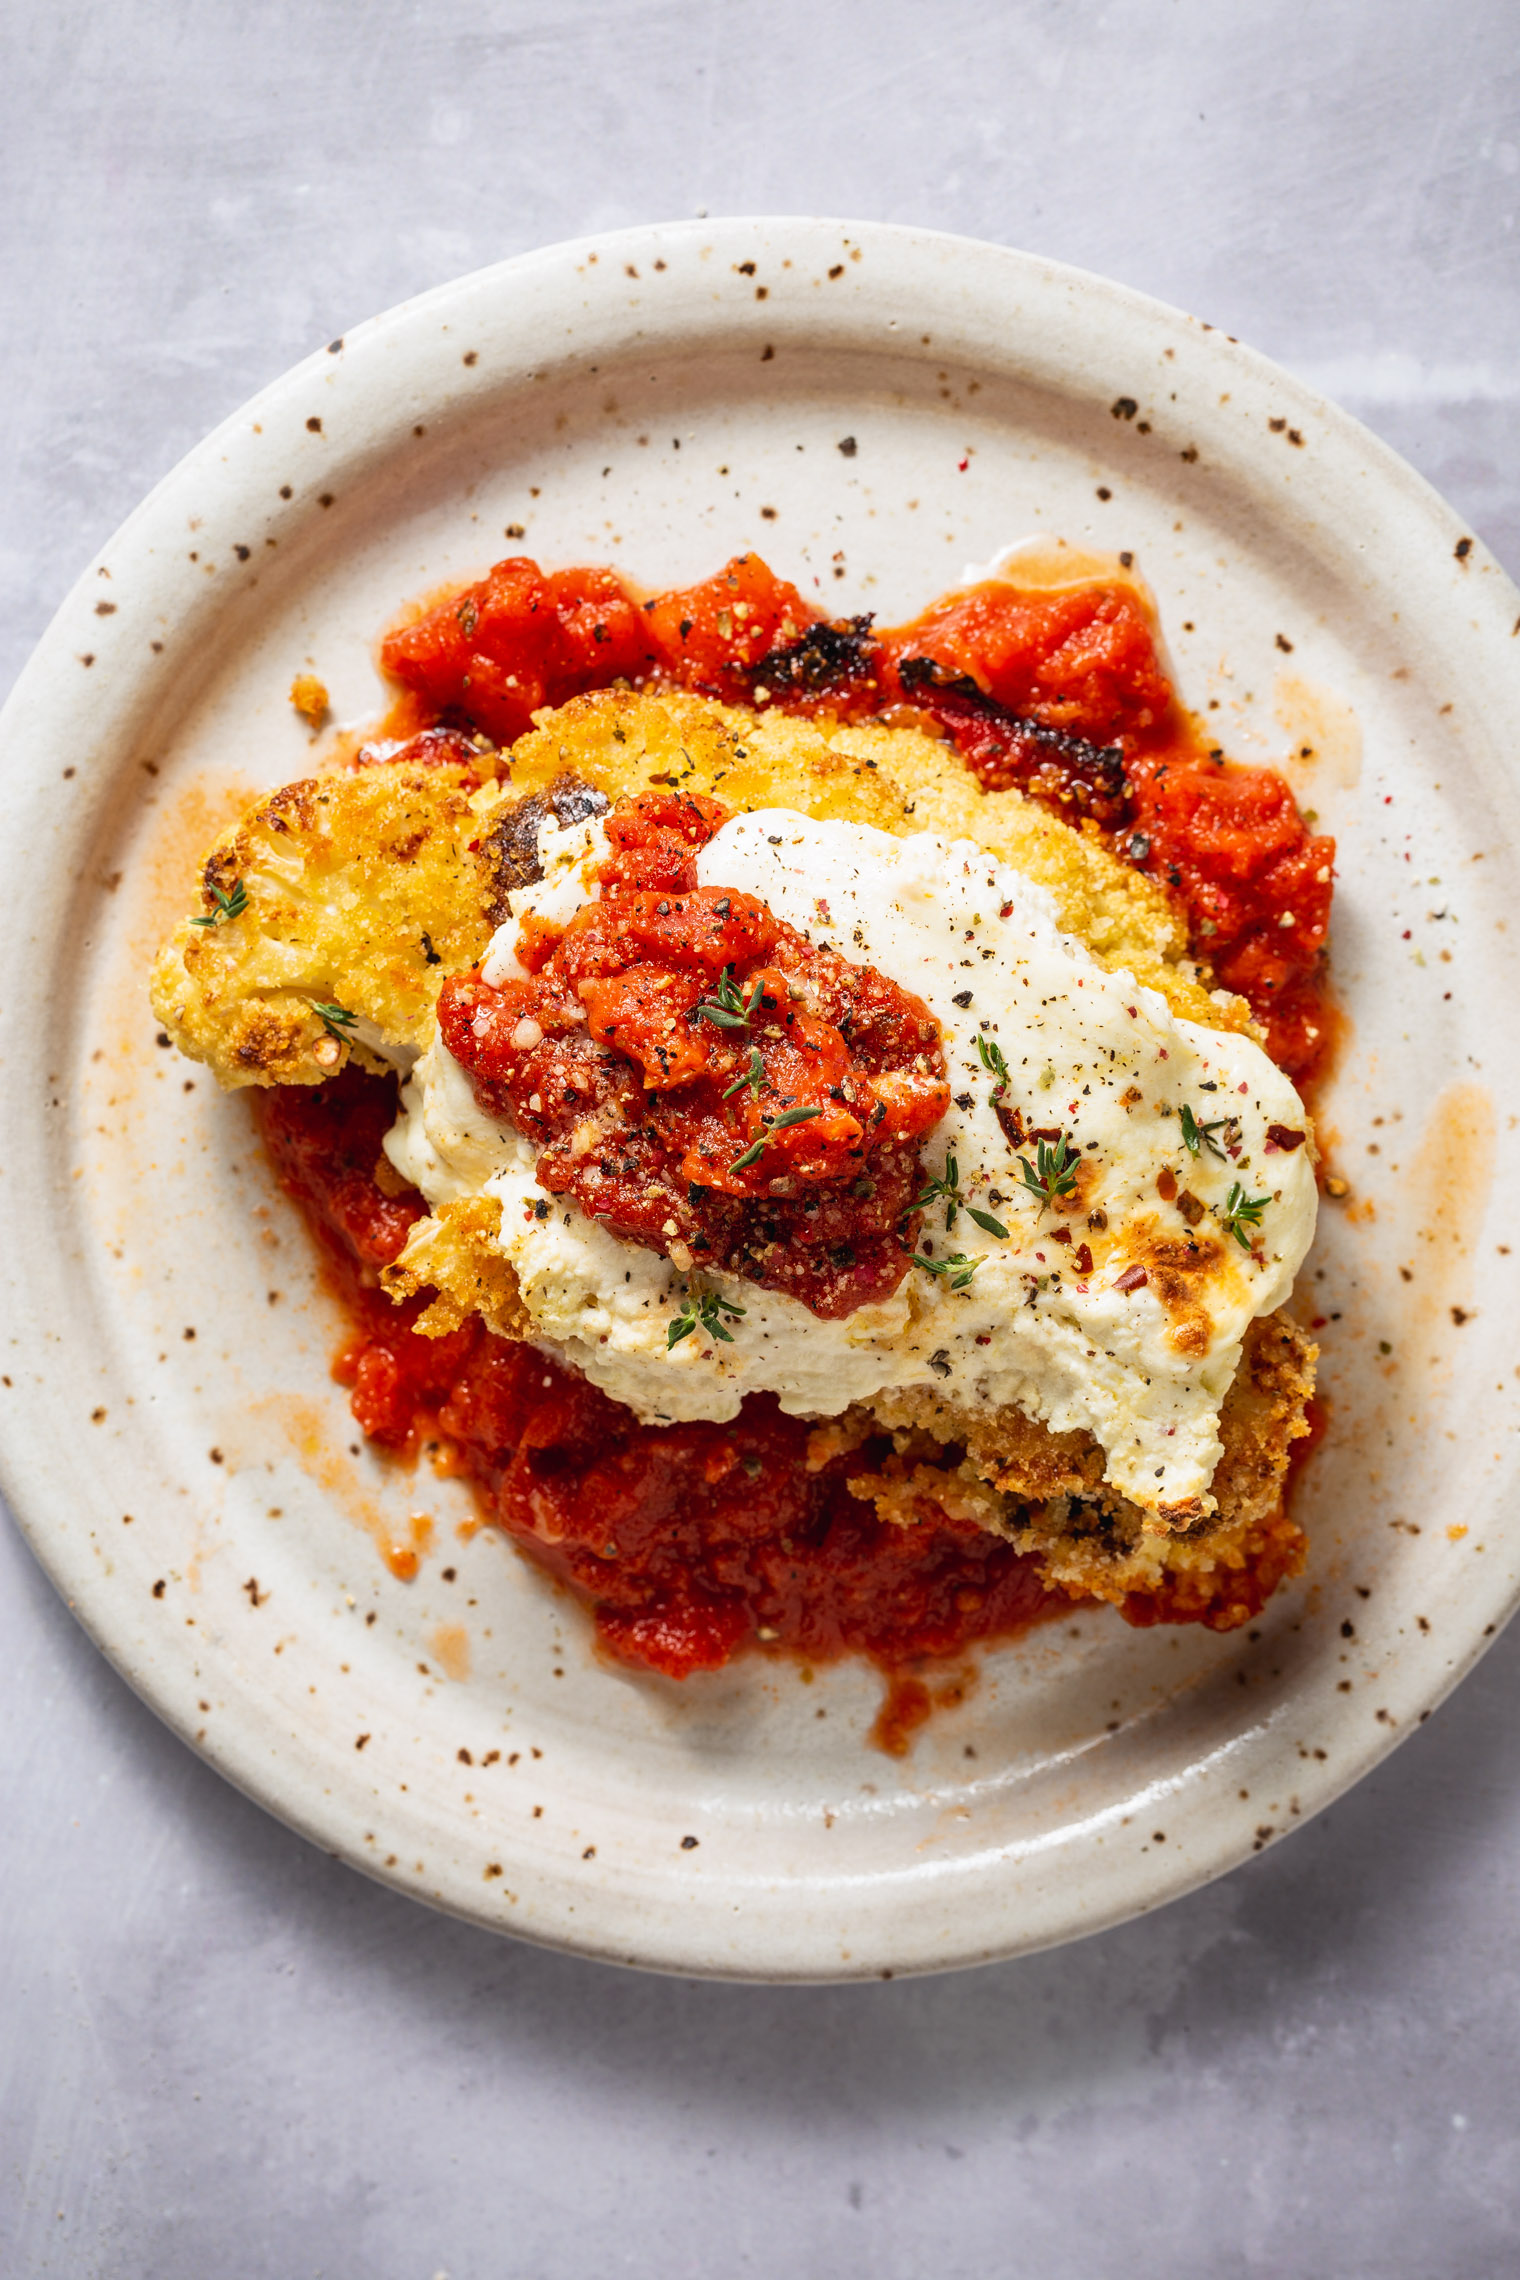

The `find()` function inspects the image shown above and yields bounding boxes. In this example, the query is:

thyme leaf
[190,877,249,927]
[695,966,765,1030]
[916,1152,963,1231]
[667,1285,747,1350]
[312,1000,357,1039]
[1180,1103,1231,1160]
[1016,1133,1080,1208]
[1220,1182,1269,1249]
[722,1046,766,1102]
[908,1250,979,1291]
[975,1034,1011,1088]
[727,1102,824,1174]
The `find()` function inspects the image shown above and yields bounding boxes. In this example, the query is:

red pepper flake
[1113,1264,1148,1293]
[1265,1123,1306,1152]
[1075,1243,1094,1275]
[1048,1226,1072,1245]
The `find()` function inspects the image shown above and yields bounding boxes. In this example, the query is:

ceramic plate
[3,219,1519,1981]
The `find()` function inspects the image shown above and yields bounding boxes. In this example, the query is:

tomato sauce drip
[437,789,950,1319]
[252,1071,1065,1687]
[382,550,1336,1085]
[256,1067,476,1446]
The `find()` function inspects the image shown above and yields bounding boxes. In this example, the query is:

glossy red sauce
[249,553,1334,1717]
[255,1070,1066,1707]
[381,549,1336,1084]
[438,788,949,1318]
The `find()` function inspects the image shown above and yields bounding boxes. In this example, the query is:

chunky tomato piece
[579,967,711,1090]
[1126,751,1335,1078]
[380,559,656,743]
[599,787,732,891]
[881,582,1174,743]
[554,885,780,983]
[641,554,815,701]
[436,792,950,1317]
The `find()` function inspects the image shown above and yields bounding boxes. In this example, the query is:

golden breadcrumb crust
[501,690,1257,1038]
[853,1311,1316,1606]
[152,686,1312,1616]
[150,764,498,1087]
[384,1197,531,1343]
[152,689,1255,1091]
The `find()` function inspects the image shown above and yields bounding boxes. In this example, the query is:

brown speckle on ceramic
[3,220,1520,1982]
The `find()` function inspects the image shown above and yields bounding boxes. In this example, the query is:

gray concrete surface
[3,3,1519,2273]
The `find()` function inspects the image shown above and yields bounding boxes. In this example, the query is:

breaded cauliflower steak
[153,689,1310,1624]
[152,690,1255,1093]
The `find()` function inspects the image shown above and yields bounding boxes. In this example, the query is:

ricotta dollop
[385,808,1317,1516]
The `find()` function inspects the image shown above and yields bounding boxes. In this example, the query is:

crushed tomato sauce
[255,1068,1067,1729]
[437,788,949,1318]
[382,548,1336,1084]
[250,552,1333,1720]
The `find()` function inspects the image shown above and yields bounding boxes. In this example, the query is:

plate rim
[4,215,1520,1981]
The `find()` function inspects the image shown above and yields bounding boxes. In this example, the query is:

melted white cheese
[386,809,1318,1516]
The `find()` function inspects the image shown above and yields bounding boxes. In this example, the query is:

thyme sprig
[728,1103,824,1174]
[916,1154,1009,1241]
[695,965,765,1030]
[1220,1182,1269,1250]
[975,1035,1011,1089]
[917,1152,964,1231]
[975,1034,1031,1148]
[191,877,248,928]
[722,1046,766,1102]
[908,1250,979,1291]
[667,1285,747,1350]
[1016,1133,1080,1209]
[1180,1103,1235,1160]
[312,1000,357,1040]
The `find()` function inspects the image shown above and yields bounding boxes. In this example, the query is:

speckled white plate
[3,219,1519,1981]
